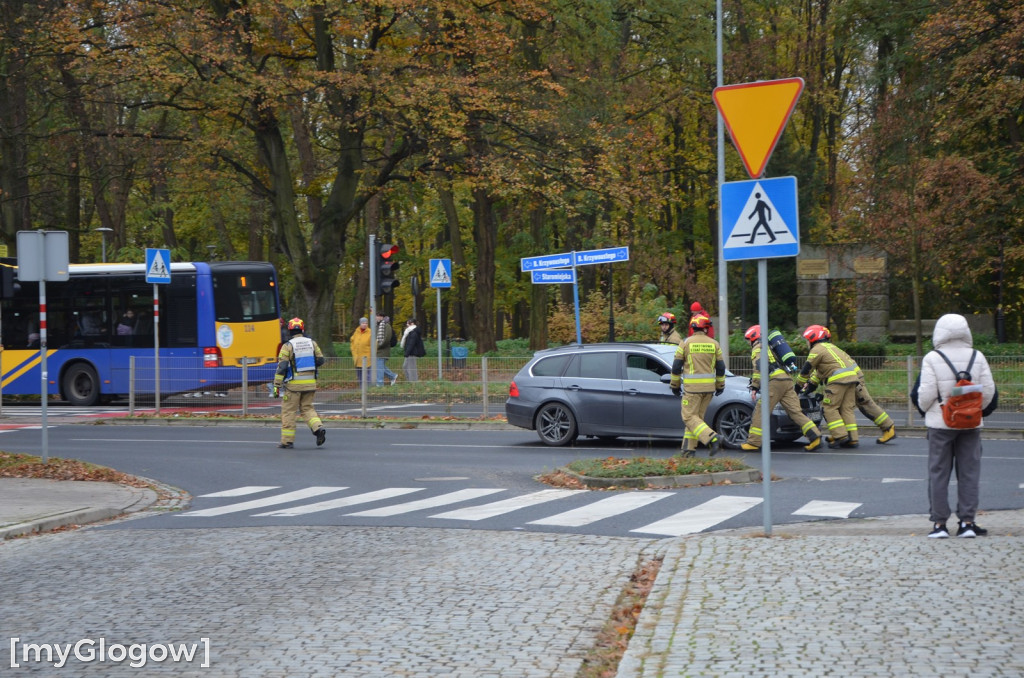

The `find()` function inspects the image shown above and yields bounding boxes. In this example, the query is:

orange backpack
[935,350,983,429]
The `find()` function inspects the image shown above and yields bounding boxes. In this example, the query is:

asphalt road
[3,423,1022,537]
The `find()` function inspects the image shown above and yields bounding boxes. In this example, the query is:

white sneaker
[390,375,398,385]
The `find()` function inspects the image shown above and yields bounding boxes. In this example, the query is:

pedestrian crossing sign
[720,176,799,261]
[145,248,172,284]
[429,258,452,288]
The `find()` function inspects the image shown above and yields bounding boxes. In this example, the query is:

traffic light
[376,243,400,295]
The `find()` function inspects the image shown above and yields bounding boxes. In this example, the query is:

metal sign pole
[154,283,160,415]
[39,279,49,463]
[571,253,582,344]
[437,288,443,380]
[758,259,772,535]
[369,234,377,386]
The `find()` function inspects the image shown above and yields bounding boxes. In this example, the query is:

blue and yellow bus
[1,260,282,405]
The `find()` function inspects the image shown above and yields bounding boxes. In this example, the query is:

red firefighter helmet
[690,314,712,332]
[657,312,677,326]
[744,325,761,343]
[287,317,305,333]
[802,325,830,345]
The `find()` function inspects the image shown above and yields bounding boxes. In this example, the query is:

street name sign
[574,246,629,266]
[531,269,576,284]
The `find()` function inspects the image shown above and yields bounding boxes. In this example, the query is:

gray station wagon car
[505,342,822,448]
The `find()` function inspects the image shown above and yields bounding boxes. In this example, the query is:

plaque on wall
[853,256,886,275]
[797,259,829,277]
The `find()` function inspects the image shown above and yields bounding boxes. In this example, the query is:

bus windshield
[212,270,278,323]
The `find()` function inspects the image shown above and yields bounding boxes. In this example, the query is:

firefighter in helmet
[741,325,822,452]
[670,314,725,456]
[656,312,683,345]
[273,317,327,449]
[796,325,859,449]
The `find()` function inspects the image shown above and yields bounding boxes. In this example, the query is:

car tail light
[509,381,519,398]
[203,347,222,368]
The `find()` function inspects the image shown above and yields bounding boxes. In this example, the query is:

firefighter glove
[272,385,281,398]
[714,387,724,397]
[671,386,681,397]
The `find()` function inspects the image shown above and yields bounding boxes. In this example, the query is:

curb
[558,466,761,489]
[0,484,158,540]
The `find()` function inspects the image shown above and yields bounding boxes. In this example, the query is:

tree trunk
[470,187,497,352]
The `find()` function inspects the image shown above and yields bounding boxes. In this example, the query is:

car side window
[531,354,572,377]
[579,352,619,379]
[626,354,668,382]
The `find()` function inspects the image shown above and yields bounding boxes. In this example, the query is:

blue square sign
[721,176,799,261]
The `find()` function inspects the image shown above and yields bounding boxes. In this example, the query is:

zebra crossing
[177,484,873,537]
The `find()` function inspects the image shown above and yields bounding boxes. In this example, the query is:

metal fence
[127,354,1024,427]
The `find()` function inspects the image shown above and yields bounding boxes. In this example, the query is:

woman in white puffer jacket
[912,313,997,539]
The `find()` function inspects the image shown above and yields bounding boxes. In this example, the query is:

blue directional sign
[574,246,629,266]
[721,176,799,261]
[521,252,575,272]
[531,269,576,284]
[429,258,452,288]
[145,248,172,284]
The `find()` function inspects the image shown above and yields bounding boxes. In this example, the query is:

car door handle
[625,389,640,396]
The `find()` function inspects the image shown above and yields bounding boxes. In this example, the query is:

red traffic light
[380,244,399,259]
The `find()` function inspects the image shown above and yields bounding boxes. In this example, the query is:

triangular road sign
[713,77,804,178]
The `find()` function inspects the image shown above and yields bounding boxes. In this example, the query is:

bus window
[212,270,277,323]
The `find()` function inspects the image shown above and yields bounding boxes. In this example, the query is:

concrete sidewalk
[0,478,158,539]
[619,509,1024,677]
[2,478,1021,677]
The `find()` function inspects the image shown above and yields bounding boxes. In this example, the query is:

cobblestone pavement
[619,510,1024,678]
[1,525,653,676]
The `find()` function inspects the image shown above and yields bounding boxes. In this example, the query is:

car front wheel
[535,402,578,446]
[713,402,753,450]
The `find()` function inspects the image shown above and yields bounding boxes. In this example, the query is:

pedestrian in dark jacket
[401,319,426,382]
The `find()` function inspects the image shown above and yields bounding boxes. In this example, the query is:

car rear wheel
[713,402,753,450]
[535,402,578,446]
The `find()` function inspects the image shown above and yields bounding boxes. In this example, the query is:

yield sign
[713,77,804,179]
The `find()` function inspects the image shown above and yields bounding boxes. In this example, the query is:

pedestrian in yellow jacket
[349,317,372,385]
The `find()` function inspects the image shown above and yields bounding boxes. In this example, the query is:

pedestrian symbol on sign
[148,252,169,278]
[429,258,452,289]
[726,182,797,248]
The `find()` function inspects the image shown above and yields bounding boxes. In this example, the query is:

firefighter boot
[804,430,822,452]
[876,425,896,444]
[709,435,722,457]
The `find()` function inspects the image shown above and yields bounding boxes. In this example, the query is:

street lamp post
[95,227,113,262]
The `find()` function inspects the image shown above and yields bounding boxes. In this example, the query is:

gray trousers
[927,427,982,524]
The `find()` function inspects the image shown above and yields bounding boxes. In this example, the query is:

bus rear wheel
[63,363,100,407]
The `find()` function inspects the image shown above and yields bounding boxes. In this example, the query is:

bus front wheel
[63,363,100,407]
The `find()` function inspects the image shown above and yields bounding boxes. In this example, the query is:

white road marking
[881,478,919,483]
[198,486,279,497]
[793,500,862,518]
[256,488,424,516]
[179,487,348,517]
[631,495,763,536]
[346,489,506,517]
[529,492,673,527]
[431,489,585,521]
